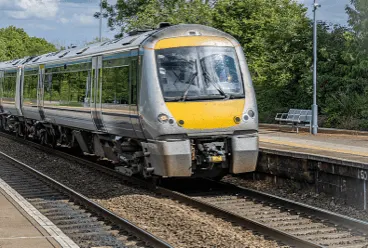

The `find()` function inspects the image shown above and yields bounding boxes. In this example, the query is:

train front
[139,24,258,178]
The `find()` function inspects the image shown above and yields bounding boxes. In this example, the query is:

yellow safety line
[260,137,368,158]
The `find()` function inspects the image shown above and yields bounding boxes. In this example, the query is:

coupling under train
[0,23,259,179]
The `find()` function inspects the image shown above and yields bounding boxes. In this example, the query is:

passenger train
[0,23,259,179]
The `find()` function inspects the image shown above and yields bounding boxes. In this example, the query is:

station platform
[0,189,60,247]
[259,126,368,164]
[0,180,78,248]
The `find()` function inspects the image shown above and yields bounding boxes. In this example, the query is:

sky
[0,0,351,48]
[299,0,350,25]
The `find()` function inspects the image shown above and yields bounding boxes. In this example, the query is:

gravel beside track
[223,175,368,223]
[0,135,280,248]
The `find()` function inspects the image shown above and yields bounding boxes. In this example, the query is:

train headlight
[243,115,249,121]
[234,116,241,124]
[248,110,255,118]
[157,113,169,123]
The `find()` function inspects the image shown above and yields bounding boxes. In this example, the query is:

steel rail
[218,180,368,234]
[0,144,172,248]
[2,131,368,247]
[156,186,323,248]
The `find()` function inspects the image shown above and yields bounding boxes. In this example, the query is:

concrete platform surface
[0,189,60,248]
[259,128,368,164]
[0,177,78,248]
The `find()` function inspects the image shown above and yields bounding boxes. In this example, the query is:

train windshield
[156,46,244,101]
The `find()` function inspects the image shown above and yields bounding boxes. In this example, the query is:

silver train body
[0,24,258,178]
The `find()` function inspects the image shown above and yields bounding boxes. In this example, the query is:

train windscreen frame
[156,46,244,102]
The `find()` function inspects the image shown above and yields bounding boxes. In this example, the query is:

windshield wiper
[181,72,198,102]
[200,62,229,99]
[227,93,245,99]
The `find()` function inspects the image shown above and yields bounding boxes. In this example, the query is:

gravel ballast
[0,135,281,248]
[224,175,368,222]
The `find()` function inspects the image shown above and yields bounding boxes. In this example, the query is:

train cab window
[102,59,129,105]
[23,69,38,104]
[156,46,244,101]
[3,71,17,100]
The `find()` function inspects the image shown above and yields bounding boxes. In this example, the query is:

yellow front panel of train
[166,99,245,129]
[155,36,233,49]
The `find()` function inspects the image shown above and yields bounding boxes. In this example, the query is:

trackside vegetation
[0,26,56,61]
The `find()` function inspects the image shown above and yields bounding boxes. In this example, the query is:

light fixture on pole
[99,0,102,42]
[311,0,321,135]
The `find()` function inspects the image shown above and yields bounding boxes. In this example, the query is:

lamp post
[99,0,102,42]
[311,0,321,135]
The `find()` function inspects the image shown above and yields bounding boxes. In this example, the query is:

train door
[15,66,23,116]
[91,56,106,131]
[37,65,45,120]
[99,52,135,137]
[21,66,41,121]
[129,51,145,139]
[0,71,3,112]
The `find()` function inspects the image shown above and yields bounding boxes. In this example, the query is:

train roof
[0,28,156,70]
[0,24,234,71]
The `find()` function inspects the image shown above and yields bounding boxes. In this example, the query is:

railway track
[0,148,172,248]
[161,179,368,248]
[2,131,368,247]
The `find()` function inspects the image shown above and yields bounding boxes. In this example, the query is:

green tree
[346,0,368,55]
[213,0,312,121]
[314,0,368,130]
[0,38,7,61]
[0,26,56,61]
[95,0,213,37]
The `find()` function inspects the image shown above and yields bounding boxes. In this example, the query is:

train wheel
[40,129,47,146]
[210,169,227,181]
[23,125,28,140]
[40,130,56,148]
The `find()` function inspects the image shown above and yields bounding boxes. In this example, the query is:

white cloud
[33,23,56,31]
[0,0,59,19]
[73,13,95,26]
[58,17,69,24]
[58,14,96,26]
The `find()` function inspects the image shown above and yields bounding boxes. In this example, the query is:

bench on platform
[275,109,312,133]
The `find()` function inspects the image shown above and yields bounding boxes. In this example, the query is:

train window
[23,69,38,103]
[102,66,129,104]
[102,56,130,68]
[3,71,17,99]
[45,62,91,105]
[156,46,244,100]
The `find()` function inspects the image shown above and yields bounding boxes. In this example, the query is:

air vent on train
[157,22,171,29]
[76,47,89,54]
